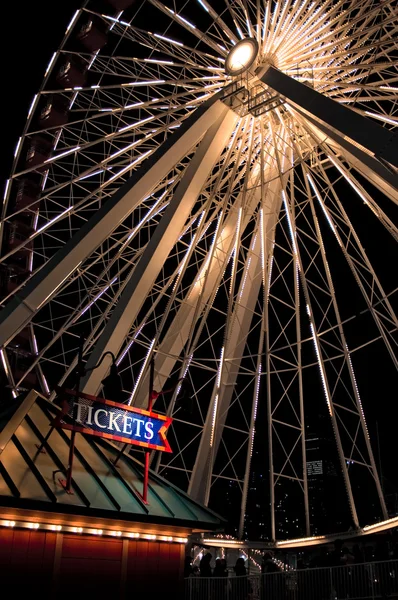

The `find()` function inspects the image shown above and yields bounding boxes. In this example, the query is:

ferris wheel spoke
[79,105,237,395]
[190,219,263,504]
[262,66,398,169]
[147,0,230,57]
[151,149,273,415]
[277,171,360,529]
[102,16,226,69]
[130,120,254,408]
[0,96,227,350]
[303,165,398,371]
[294,116,397,239]
[292,109,398,208]
[301,166,388,517]
[323,151,398,241]
[192,136,288,509]
[282,0,394,67]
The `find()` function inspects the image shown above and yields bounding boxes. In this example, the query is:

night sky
[2,1,397,535]
[2,1,81,182]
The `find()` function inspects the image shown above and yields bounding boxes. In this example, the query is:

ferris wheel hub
[225,38,259,77]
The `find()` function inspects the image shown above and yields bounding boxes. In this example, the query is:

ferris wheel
[0,0,397,543]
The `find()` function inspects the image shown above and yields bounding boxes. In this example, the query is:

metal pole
[112,442,128,467]
[142,356,155,504]
[304,162,389,519]
[282,172,360,528]
[376,421,384,495]
[290,167,310,537]
[61,336,84,494]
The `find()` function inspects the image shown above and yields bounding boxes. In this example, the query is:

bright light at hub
[225,38,258,76]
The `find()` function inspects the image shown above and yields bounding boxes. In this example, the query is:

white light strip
[53,130,61,151]
[69,92,78,109]
[235,24,244,39]
[239,256,251,301]
[154,33,183,47]
[3,179,10,201]
[282,190,298,256]
[197,0,209,12]
[203,538,244,545]
[210,346,224,448]
[309,320,332,416]
[116,327,144,366]
[41,372,50,396]
[216,346,224,389]
[363,516,398,532]
[103,141,140,162]
[45,52,57,77]
[328,155,370,205]
[121,79,165,88]
[78,169,105,181]
[31,333,38,355]
[125,101,145,109]
[27,95,38,119]
[0,519,187,543]
[144,59,174,65]
[277,534,326,546]
[106,150,151,184]
[306,173,341,245]
[88,50,100,70]
[364,111,397,126]
[0,350,10,377]
[128,339,156,405]
[76,277,118,320]
[118,116,153,133]
[176,13,196,29]
[35,207,73,235]
[101,14,130,27]
[249,364,261,458]
[44,146,80,163]
[14,137,22,158]
[66,10,79,33]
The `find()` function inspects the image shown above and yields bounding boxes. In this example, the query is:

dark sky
[2,1,81,183]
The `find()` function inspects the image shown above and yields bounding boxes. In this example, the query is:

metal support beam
[282,183,360,530]
[132,166,272,410]
[300,114,398,205]
[0,96,229,349]
[188,170,285,506]
[130,118,255,409]
[81,106,238,394]
[259,65,398,169]
[303,165,388,521]
[188,227,263,504]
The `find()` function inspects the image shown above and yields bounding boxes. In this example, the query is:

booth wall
[0,528,185,599]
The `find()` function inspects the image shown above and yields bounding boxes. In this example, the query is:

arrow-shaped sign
[56,389,172,453]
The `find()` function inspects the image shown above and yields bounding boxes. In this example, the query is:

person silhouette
[200,552,213,577]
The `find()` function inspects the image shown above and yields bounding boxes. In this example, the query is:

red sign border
[56,389,172,453]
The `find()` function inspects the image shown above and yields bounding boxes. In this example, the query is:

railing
[185,559,398,600]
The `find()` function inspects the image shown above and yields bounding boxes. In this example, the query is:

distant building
[245,462,268,540]
[306,431,344,534]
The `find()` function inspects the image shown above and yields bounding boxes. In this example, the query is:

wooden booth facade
[0,391,225,599]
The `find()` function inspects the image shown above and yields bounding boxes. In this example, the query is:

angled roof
[0,392,225,532]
